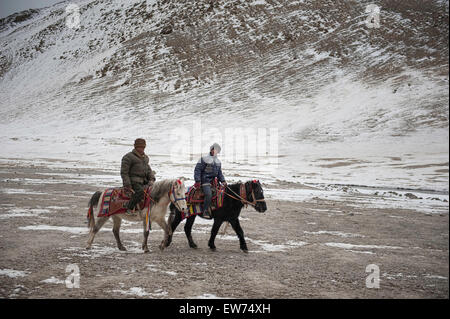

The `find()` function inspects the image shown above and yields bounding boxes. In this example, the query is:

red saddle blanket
[182,185,225,219]
[97,186,152,217]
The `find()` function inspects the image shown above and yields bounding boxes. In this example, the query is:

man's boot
[125,207,136,216]
[203,207,212,219]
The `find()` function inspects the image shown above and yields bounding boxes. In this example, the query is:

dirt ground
[0,161,448,299]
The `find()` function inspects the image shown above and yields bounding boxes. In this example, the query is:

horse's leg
[208,218,223,251]
[112,216,126,251]
[86,216,108,250]
[229,218,248,253]
[142,215,150,253]
[155,218,171,251]
[184,215,198,249]
[166,209,181,247]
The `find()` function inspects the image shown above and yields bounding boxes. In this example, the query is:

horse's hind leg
[208,218,223,251]
[229,218,248,253]
[112,216,126,251]
[86,217,108,250]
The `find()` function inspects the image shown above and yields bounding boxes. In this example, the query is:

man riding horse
[194,142,227,218]
[121,138,156,216]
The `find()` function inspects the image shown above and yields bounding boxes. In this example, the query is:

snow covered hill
[0,0,448,192]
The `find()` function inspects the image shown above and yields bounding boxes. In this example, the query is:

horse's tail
[87,191,102,229]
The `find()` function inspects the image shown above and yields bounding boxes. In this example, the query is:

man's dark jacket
[121,149,155,187]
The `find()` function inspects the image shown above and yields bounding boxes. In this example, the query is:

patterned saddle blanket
[182,185,225,220]
[97,186,152,217]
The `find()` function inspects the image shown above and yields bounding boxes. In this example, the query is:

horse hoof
[242,248,249,253]
[209,246,216,251]
[144,249,150,253]
[85,246,91,250]
[119,246,127,251]
[189,242,198,249]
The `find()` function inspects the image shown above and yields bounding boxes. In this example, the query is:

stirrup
[202,208,212,219]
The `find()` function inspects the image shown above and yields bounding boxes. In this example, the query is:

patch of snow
[40,276,65,284]
[146,264,177,276]
[195,293,224,299]
[0,188,48,195]
[111,287,168,297]
[19,225,88,234]
[246,237,307,252]
[424,274,448,280]
[0,207,51,219]
[18,224,149,234]
[324,242,403,250]
[304,230,365,238]
[0,269,29,278]
[347,250,375,255]
[112,287,150,297]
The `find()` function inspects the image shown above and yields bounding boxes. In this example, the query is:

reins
[169,182,186,213]
[224,183,265,208]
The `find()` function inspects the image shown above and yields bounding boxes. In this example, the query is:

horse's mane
[227,182,243,193]
[150,179,175,203]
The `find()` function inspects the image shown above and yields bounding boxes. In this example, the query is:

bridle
[169,180,186,211]
[225,180,265,208]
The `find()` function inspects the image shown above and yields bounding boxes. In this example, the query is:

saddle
[183,179,225,220]
[97,186,152,217]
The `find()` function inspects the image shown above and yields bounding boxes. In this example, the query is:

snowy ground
[0,161,448,298]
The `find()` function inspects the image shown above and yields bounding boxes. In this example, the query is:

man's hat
[134,138,146,147]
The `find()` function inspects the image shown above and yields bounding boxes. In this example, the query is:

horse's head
[170,178,188,213]
[247,179,267,213]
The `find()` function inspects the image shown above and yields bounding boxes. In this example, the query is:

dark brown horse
[166,180,267,252]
